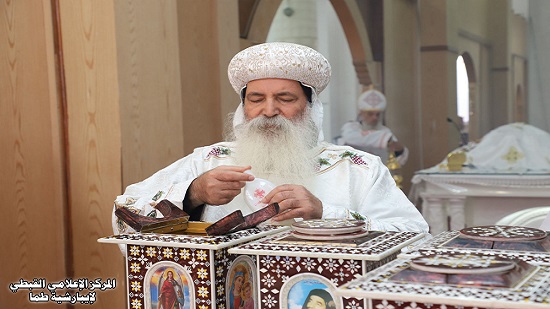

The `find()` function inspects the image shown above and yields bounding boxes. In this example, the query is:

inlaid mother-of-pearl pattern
[337,255,550,309]
[460,225,547,241]
[99,226,286,309]
[100,225,286,249]
[409,252,517,274]
[230,231,423,259]
[230,231,425,309]
[400,230,550,265]
[125,243,222,309]
[292,218,366,229]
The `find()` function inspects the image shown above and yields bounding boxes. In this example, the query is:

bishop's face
[360,110,382,127]
[233,78,318,180]
[243,78,308,122]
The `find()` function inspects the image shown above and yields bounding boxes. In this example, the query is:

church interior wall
[383,0,421,193]
[528,0,550,132]
[2,0,550,307]
[417,0,456,170]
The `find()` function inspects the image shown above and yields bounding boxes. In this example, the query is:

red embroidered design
[341,151,368,165]
[254,188,266,199]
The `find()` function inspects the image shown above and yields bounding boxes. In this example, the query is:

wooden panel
[177,0,224,154]
[215,0,241,123]
[0,1,67,308]
[58,1,125,307]
[114,0,185,188]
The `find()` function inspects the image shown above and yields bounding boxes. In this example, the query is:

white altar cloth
[409,167,550,235]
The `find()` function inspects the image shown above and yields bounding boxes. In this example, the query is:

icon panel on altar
[99,226,286,309]
[281,273,340,309]
[144,261,193,309]
[226,256,257,309]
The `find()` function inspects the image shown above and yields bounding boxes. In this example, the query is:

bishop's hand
[261,184,323,221]
[187,165,254,207]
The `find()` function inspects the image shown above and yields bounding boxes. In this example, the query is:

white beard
[230,107,319,183]
[361,121,384,131]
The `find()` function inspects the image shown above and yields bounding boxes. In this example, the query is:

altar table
[409,167,550,235]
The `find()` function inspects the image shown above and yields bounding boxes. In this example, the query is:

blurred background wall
[2,0,548,307]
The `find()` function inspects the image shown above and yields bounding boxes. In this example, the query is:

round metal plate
[291,229,369,240]
[291,219,366,235]
[410,253,516,274]
[459,225,547,241]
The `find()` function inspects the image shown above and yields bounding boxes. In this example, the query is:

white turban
[358,89,387,111]
[227,42,331,141]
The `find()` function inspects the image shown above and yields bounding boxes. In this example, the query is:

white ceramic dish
[243,171,276,209]
[290,229,369,240]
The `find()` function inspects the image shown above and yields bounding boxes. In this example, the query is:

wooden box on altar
[98,226,286,309]
[337,251,550,309]
[400,225,550,263]
[228,229,424,309]
[337,226,550,309]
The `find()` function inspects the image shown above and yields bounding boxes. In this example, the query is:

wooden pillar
[177,0,240,155]
[418,0,457,168]
[383,0,420,193]
[114,0,185,187]
[58,0,125,307]
[0,1,67,308]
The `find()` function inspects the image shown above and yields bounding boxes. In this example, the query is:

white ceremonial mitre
[227,42,331,94]
[227,42,331,141]
[357,89,387,111]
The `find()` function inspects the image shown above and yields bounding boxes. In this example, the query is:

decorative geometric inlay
[233,231,421,257]
[126,244,215,308]
[410,253,516,274]
[291,219,366,235]
[403,231,550,265]
[100,225,284,248]
[339,257,550,307]
[460,225,547,241]
[291,229,369,241]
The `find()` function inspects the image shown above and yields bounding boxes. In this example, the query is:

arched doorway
[457,52,477,143]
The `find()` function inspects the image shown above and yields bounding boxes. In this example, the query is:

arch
[239,0,374,86]
[459,51,478,141]
[461,52,476,83]
[329,0,374,86]
[226,255,257,309]
[240,0,282,45]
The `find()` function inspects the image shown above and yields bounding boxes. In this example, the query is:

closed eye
[279,98,295,103]
[277,94,298,103]
[246,94,265,103]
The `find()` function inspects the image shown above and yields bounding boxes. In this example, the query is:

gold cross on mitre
[366,92,383,106]
[501,146,524,164]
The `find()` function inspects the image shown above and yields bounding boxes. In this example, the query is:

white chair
[495,206,550,229]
